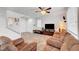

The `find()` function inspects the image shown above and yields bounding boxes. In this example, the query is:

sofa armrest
[13,38,24,46]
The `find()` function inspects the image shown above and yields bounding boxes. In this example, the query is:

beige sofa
[0,36,37,51]
[44,32,79,51]
[13,38,37,51]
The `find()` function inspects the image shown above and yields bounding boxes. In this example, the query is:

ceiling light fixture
[41,11,46,15]
[35,7,51,15]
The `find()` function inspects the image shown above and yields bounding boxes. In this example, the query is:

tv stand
[33,30,54,36]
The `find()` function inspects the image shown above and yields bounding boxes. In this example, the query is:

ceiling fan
[35,7,52,15]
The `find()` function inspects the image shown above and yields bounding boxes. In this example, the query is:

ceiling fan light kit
[35,7,52,15]
[41,11,47,15]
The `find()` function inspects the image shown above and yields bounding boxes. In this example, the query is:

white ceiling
[0,7,68,19]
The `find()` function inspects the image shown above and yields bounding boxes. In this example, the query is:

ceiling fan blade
[63,16,65,20]
[38,7,43,10]
[46,7,51,10]
[35,11,40,12]
[46,11,50,13]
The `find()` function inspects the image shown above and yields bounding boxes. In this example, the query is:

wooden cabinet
[33,30,54,36]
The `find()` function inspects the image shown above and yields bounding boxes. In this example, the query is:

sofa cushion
[13,38,24,46]
[53,32,67,42]
[60,38,79,51]
[53,32,61,38]
[60,42,69,51]
[44,45,59,51]
[51,36,65,43]
[71,44,79,51]
[16,43,27,50]
[53,32,66,38]
[47,39,63,49]
[20,42,37,51]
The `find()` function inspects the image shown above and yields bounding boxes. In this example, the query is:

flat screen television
[45,24,54,29]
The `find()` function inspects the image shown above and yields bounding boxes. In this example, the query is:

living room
[0,7,78,51]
